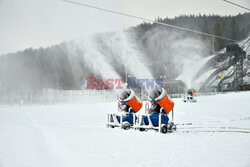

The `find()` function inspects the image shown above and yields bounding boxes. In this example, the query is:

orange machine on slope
[118,89,142,113]
[148,88,174,114]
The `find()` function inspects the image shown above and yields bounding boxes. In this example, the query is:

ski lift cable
[60,0,239,42]
[223,0,250,12]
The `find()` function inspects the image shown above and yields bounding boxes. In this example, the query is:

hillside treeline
[0,13,249,93]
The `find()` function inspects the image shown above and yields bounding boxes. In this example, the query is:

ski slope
[0,92,250,167]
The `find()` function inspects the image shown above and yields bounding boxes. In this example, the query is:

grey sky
[0,0,249,55]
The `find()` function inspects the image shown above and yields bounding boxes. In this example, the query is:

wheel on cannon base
[139,128,145,132]
[161,125,168,134]
[122,121,131,130]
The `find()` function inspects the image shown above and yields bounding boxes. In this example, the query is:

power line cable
[223,0,250,11]
[60,0,239,42]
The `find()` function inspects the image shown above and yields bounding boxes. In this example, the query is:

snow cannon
[183,89,197,103]
[118,89,142,113]
[187,89,194,96]
[134,88,176,133]
[148,88,174,114]
[106,89,141,130]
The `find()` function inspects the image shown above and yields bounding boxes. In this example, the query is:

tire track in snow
[180,130,250,134]
[177,125,250,134]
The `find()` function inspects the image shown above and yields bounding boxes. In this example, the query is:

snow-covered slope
[0,92,250,167]
[197,36,250,89]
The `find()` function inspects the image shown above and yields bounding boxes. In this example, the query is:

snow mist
[139,27,210,90]
[66,31,153,90]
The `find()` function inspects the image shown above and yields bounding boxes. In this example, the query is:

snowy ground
[0,92,250,167]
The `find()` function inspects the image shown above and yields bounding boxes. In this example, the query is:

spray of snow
[66,38,120,79]
[67,31,153,80]
[65,31,155,97]
[177,54,216,89]
[193,68,217,88]
[139,27,210,89]
[143,28,210,90]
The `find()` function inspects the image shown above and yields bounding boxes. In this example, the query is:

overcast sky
[0,0,249,55]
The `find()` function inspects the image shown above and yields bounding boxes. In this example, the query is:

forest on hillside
[0,13,250,92]
[133,13,250,52]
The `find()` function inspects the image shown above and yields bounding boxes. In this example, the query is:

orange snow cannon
[148,88,174,114]
[118,89,142,113]
[187,89,194,96]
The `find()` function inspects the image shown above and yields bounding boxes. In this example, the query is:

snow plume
[0,30,156,104]
[66,37,120,80]
[96,31,156,96]
[173,38,207,87]
[139,27,209,89]
[66,31,153,91]
[177,54,215,89]
[97,31,153,79]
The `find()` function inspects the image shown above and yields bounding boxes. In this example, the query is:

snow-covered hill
[193,36,250,90]
[0,92,250,167]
